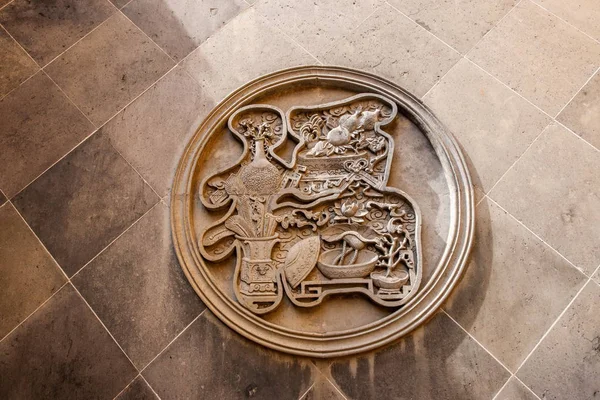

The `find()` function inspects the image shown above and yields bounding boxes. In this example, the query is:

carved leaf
[283,236,320,288]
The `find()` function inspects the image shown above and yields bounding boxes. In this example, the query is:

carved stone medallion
[171,66,474,357]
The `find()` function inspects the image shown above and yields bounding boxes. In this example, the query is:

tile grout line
[421,54,463,99]
[0,23,41,68]
[71,283,141,373]
[464,58,554,119]
[9,127,98,201]
[490,376,513,400]
[9,61,179,202]
[553,66,600,119]
[514,375,542,400]
[298,382,315,400]
[0,281,69,343]
[108,139,164,199]
[385,1,462,56]
[111,373,140,400]
[42,70,98,129]
[6,200,148,376]
[140,375,163,400]
[483,124,548,200]
[442,310,513,375]
[9,201,70,281]
[487,196,588,277]
[388,0,520,98]
[324,374,349,400]
[514,277,591,376]
[0,0,14,11]
[529,0,600,46]
[70,200,161,280]
[116,8,177,65]
[139,309,206,373]
[266,18,322,66]
[465,0,523,57]
[40,2,120,70]
[0,24,41,101]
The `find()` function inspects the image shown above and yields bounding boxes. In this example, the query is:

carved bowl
[317,249,379,279]
[371,270,410,289]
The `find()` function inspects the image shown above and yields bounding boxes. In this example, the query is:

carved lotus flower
[334,199,369,223]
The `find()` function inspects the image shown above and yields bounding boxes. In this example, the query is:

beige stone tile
[424,58,550,194]
[533,0,600,41]
[0,0,115,65]
[102,67,214,196]
[320,4,461,97]
[387,0,517,54]
[445,199,586,371]
[0,26,38,97]
[182,8,315,102]
[593,267,600,285]
[0,72,94,198]
[44,12,174,126]
[490,123,600,275]
[254,0,382,57]
[123,0,247,61]
[518,281,600,400]
[557,70,600,150]
[495,377,538,400]
[468,0,600,116]
[0,203,66,338]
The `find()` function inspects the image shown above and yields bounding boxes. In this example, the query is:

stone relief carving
[171,66,474,357]
[198,94,422,314]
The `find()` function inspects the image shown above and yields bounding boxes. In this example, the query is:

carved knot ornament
[171,67,474,357]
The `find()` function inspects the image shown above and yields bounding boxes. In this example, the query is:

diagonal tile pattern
[557,70,600,150]
[445,198,586,371]
[0,0,598,398]
[517,281,600,400]
[0,0,116,66]
[183,8,315,102]
[490,123,600,275]
[468,0,600,116]
[143,311,316,400]
[494,377,539,400]
[0,71,94,198]
[44,12,174,126]
[387,0,517,54]
[328,312,510,399]
[0,203,66,338]
[12,132,159,276]
[424,58,551,194]
[0,26,38,97]
[115,376,159,400]
[72,202,205,369]
[123,0,247,61]
[101,66,215,196]
[254,0,382,58]
[0,284,137,399]
[533,0,600,41]
[320,3,461,97]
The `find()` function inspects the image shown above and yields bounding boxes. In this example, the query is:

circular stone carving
[171,66,474,357]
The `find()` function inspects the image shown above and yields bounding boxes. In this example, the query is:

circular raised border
[171,66,474,358]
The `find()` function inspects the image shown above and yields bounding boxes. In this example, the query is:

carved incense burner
[172,66,474,357]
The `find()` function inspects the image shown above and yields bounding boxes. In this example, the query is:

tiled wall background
[1,0,599,399]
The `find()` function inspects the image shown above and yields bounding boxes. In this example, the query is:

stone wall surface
[0,0,599,399]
